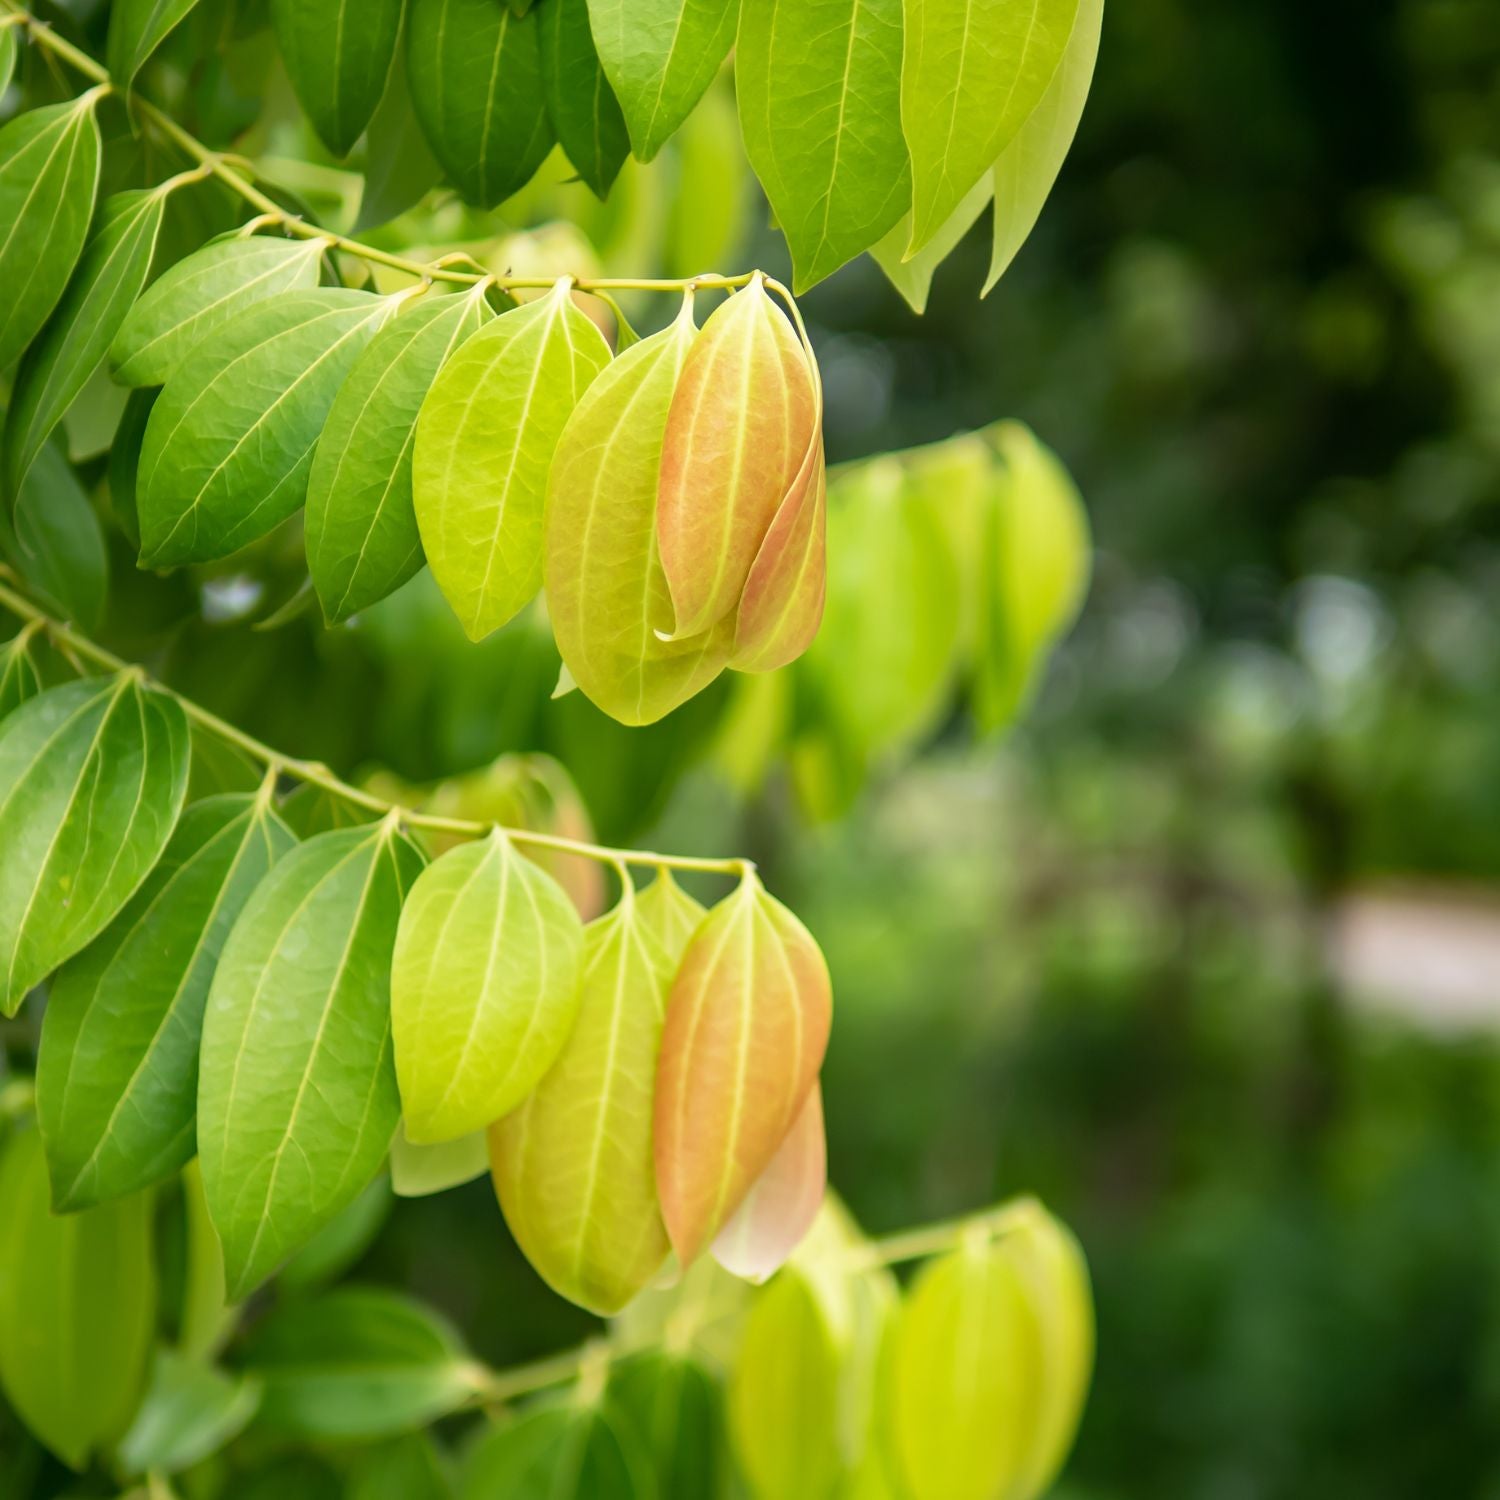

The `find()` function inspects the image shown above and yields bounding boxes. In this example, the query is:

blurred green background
[21,1,1500,1494]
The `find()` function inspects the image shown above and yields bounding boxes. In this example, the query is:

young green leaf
[871,173,993,314]
[634,867,706,953]
[36,792,296,1210]
[9,443,109,632]
[197,821,424,1297]
[242,1288,477,1438]
[586,0,737,163]
[489,894,676,1314]
[110,234,327,388]
[356,32,444,230]
[656,276,818,638]
[0,25,15,97]
[0,1128,155,1470]
[5,188,165,497]
[117,1349,262,1477]
[736,0,909,291]
[272,0,403,158]
[108,0,204,87]
[406,0,555,208]
[389,1120,489,1197]
[654,874,832,1266]
[609,1353,724,1500]
[712,1080,826,1283]
[985,0,1102,292]
[413,282,612,639]
[545,306,732,725]
[901,0,1081,255]
[0,629,42,720]
[461,1403,654,1500]
[307,285,491,623]
[138,288,397,568]
[392,828,584,1143]
[0,93,104,372]
[0,674,189,1016]
[539,0,630,198]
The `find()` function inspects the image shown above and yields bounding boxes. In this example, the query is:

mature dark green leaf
[109,387,156,547]
[5,189,165,497]
[539,0,630,198]
[108,0,204,86]
[9,444,109,632]
[350,1434,453,1500]
[0,674,189,1016]
[0,1128,155,1470]
[610,1354,723,1500]
[242,1288,477,1438]
[736,0,908,291]
[138,288,396,568]
[111,234,327,388]
[272,0,403,157]
[0,629,42,720]
[0,93,104,372]
[36,792,295,1210]
[117,1349,261,1476]
[407,0,555,208]
[586,0,737,163]
[197,822,423,1296]
[462,1404,654,1500]
[356,36,444,230]
[307,285,491,623]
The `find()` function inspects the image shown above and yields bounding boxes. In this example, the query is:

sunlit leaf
[117,1349,261,1477]
[389,1120,489,1197]
[871,173,993,314]
[634,867,706,954]
[272,0,403,158]
[539,0,631,198]
[108,0,203,85]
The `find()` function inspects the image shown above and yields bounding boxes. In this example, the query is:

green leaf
[109,387,156,547]
[406,0,555,208]
[138,288,397,568]
[111,234,327,389]
[900,0,1080,255]
[180,1159,234,1361]
[490,894,676,1314]
[462,1404,654,1500]
[0,674,189,1016]
[0,629,42,720]
[392,828,584,1143]
[5,189,165,498]
[0,94,104,373]
[389,1120,489,1196]
[586,0,737,163]
[272,0,404,158]
[984,0,1101,292]
[0,25,15,96]
[307,285,491,623]
[350,1433,453,1500]
[9,444,109,631]
[0,1128,155,1470]
[413,282,611,640]
[36,792,295,1210]
[356,34,445,231]
[197,821,424,1297]
[117,1349,261,1477]
[108,0,204,87]
[736,0,909,292]
[545,308,731,726]
[539,0,630,199]
[634,867,706,952]
[277,780,378,837]
[278,1173,394,1293]
[242,1287,477,1439]
[870,172,993,314]
[609,1353,723,1500]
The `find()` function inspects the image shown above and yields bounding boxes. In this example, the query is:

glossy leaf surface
[272,0,403,157]
[539,0,631,198]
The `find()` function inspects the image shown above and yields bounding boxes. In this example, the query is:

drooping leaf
[0,1128,155,1470]
[609,1353,724,1500]
[0,93,103,373]
[656,276,818,639]
[586,0,737,163]
[461,1403,654,1500]
[117,1349,262,1477]
[277,780,377,838]
[489,893,676,1314]
[110,234,327,388]
[389,1120,489,1197]
[413,281,611,640]
[0,628,42,720]
[180,1159,234,1361]
[406,0,555,208]
[545,305,732,725]
[108,0,204,86]
[900,0,1080,255]
[0,24,15,96]
[108,386,156,546]
[278,1173,394,1293]
[538,0,630,198]
[36,791,295,1210]
[272,0,403,157]
[0,674,189,1016]
[871,173,993,314]
[392,828,584,1143]
[985,0,1102,292]
[654,873,832,1265]
[349,1434,453,1500]
[138,288,396,568]
[5,189,165,498]
[736,0,909,291]
[712,1080,826,1283]
[9,443,109,631]
[356,31,445,230]
[242,1288,477,1439]
[633,867,706,954]
[307,284,491,623]
[197,821,424,1297]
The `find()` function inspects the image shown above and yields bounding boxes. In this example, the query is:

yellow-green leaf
[389,1121,489,1197]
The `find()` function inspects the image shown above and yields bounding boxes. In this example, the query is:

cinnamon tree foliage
[0,1,1101,1495]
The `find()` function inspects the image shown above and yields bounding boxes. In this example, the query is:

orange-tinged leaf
[712,1080,826,1283]
[653,874,832,1267]
[656,276,818,638]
